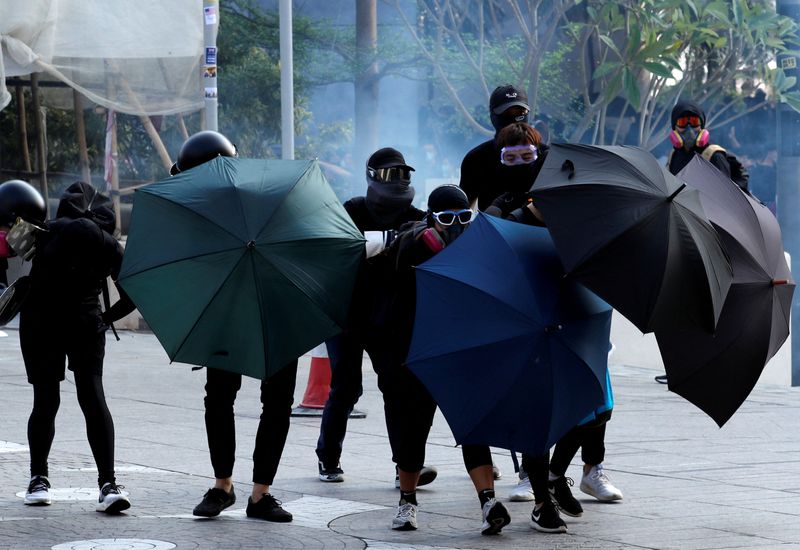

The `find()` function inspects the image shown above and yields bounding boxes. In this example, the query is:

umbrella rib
[143,190,249,245]
[123,247,247,278]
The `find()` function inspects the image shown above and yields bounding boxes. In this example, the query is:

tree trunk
[354,0,379,179]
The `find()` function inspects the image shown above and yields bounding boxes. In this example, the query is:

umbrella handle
[561,160,575,179]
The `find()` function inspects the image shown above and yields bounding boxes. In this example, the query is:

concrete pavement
[1,314,800,549]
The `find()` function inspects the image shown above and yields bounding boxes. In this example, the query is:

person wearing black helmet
[16,180,137,514]
[315,147,433,485]
[169,130,237,175]
[0,179,49,287]
[176,131,296,523]
[380,185,510,535]
[459,85,549,212]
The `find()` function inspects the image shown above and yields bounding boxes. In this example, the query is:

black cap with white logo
[489,85,530,114]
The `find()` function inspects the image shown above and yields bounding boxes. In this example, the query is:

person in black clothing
[382,184,511,535]
[656,99,749,384]
[666,99,748,190]
[488,122,623,533]
[460,84,548,211]
[315,147,437,486]
[171,131,295,523]
[15,181,136,514]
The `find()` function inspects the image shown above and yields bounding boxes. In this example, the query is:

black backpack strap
[101,278,120,341]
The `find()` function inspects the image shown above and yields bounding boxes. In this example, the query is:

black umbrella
[655,156,794,426]
[531,144,732,334]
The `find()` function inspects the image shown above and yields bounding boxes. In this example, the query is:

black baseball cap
[490,85,530,115]
[367,147,415,171]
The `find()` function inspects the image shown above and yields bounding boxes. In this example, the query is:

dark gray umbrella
[531,144,733,334]
[655,155,794,426]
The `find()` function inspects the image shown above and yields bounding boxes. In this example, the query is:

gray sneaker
[392,502,418,530]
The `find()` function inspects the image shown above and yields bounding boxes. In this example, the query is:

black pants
[204,361,297,486]
[28,372,116,487]
[549,420,608,477]
[315,330,364,467]
[367,336,437,473]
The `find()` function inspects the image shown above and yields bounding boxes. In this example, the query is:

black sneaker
[481,498,511,535]
[246,493,292,522]
[394,465,437,488]
[530,500,567,533]
[549,476,583,517]
[319,461,344,482]
[193,486,236,517]
[96,482,131,514]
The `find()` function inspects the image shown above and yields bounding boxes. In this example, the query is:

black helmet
[0,180,47,226]
[170,130,237,175]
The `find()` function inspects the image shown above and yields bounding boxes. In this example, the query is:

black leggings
[28,373,115,487]
[204,361,297,486]
[462,445,493,473]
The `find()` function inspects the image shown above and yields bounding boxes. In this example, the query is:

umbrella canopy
[655,156,795,426]
[119,157,365,380]
[531,144,732,334]
[406,213,610,456]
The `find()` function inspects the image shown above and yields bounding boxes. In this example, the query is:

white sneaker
[509,475,535,502]
[96,482,131,514]
[580,464,623,501]
[392,502,418,530]
[24,475,52,505]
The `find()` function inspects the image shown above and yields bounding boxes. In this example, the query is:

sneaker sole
[392,522,418,531]
[24,498,52,506]
[530,520,567,533]
[98,497,131,514]
[319,475,344,483]
[246,512,293,522]
[509,492,535,502]
[481,512,511,535]
[418,469,437,487]
[580,484,623,502]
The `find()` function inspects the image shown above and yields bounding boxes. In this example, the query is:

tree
[389,0,800,148]
[570,0,800,148]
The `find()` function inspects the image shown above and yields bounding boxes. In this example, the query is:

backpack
[701,145,749,191]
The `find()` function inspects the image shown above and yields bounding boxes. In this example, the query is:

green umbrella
[119,157,365,380]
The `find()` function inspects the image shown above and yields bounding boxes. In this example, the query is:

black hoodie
[668,100,732,178]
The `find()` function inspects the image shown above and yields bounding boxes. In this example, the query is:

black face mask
[365,178,416,224]
[441,222,468,244]
[500,163,538,194]
[491,110,530,133]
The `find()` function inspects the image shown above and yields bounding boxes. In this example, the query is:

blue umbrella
[406,213,610,456]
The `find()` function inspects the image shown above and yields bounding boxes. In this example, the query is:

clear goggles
[500,144,539,166]
[432,209,476,226]
[368,166,412,183]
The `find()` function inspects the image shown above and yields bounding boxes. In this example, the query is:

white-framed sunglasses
[432,209,476,226]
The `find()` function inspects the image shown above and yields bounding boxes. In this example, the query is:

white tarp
[0,0,204,115]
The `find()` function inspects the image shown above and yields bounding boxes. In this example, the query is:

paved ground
[1,314,800,550]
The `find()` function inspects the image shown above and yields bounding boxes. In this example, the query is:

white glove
[364,230,397,258]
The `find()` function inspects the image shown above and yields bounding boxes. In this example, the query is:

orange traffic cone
[291,344,331,417]
[290,342,367,418]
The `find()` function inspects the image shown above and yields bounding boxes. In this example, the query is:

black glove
[490,191,529,217]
